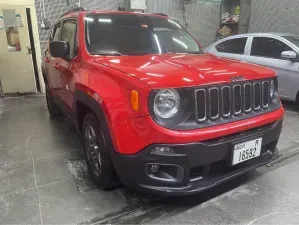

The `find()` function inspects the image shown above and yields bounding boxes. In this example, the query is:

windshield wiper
[165,51,203,55]
[92,51,123,56]
[186,51,203,55]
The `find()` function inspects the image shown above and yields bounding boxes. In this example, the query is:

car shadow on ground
[79,172,261,224]
[282,100,299,112]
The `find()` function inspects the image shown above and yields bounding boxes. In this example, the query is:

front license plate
[232,138,262,165]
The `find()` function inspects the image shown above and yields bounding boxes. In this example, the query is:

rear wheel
[46,86,62,116]
[82,113,116,189]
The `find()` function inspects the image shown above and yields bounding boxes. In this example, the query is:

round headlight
[270,80,275,98]
[154,89,180,119]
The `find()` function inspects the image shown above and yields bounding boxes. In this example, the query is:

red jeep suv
[42,8,284,195]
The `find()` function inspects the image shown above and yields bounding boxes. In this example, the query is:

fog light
[151,146,175,155]
[150,164,160,173]
[145,164,185,183]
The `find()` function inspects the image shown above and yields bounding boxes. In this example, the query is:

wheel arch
[73,90,115,152]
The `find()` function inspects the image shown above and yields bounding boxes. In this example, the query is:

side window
[215,38,247,54]
[61,20,77,58]
[251,37,292,59]
[51,23,61,41]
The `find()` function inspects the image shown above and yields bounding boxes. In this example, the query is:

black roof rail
[152,13,168,16]
[58,7,87,19]
[118,7,126,11]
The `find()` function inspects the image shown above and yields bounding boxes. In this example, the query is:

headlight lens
[270,80,275,98]
[154,89,180,118]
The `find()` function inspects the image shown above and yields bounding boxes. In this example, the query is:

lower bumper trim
[138,150,278,195]
[111,119,282,196]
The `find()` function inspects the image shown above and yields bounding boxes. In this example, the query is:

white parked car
[204,33,299,103]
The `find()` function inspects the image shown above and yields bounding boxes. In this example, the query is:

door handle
[53,63,60,70]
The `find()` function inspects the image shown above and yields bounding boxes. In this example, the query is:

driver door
[45,22,64,97]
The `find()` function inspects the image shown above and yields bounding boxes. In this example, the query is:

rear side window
[251,37,292,59]
[216,38,247,54]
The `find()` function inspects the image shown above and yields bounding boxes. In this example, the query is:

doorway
[26,7,40,93]
[0,5,42,95]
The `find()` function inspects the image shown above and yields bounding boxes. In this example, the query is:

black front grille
[195,80,271,123]
[209,160,226,175]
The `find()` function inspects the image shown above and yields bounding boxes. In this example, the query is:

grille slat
[253,82,261,110]
[195,80,272,123]
[262,81,269,108]
[195,89,206,122]
[233,85,242,115]
[209,88,219,119]
[244,84,252,112]
[222,86,231,117]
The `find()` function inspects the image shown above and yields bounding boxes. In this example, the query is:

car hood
[93,53,275,89]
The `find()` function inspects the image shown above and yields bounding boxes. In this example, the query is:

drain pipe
[0,76,3,98]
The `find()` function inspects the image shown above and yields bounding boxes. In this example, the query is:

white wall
[0,0,34,6]
[146,0,221,47]
[249,0,299,34]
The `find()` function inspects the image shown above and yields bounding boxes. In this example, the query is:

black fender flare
[73,90,115,153]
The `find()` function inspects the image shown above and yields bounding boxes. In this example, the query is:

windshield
[284,36,299,48]
[85,14,202,55]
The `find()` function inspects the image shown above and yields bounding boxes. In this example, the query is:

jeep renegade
[42,8,284,195]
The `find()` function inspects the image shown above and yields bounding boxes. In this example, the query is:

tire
[82,113,116,189]
[296,91,299,106]
[46,86,62,117]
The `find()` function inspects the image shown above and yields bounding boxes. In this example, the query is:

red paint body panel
[111,107,284,154]
[44,10,284,156]
[94,54,276,89]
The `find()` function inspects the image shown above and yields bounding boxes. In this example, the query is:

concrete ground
[1,95,299,224]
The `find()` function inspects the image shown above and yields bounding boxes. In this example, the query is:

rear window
[215,38,247,54]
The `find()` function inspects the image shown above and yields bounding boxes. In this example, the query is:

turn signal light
[151,146,175,155]
[131,90,139,112]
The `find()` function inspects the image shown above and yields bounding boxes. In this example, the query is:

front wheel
[82,113,117,189]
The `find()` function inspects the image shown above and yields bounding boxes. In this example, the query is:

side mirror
[281,51,298,61]
[50,41,70,58]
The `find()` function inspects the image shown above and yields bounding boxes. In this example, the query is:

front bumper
[111,119,282,195]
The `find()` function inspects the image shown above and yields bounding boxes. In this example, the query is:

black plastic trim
[73,90,115,154]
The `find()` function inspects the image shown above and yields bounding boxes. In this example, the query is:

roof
[230,33,298,38]
[60,8,169,19]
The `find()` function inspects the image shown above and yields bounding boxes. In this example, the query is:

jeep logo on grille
[230,76,245,82]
